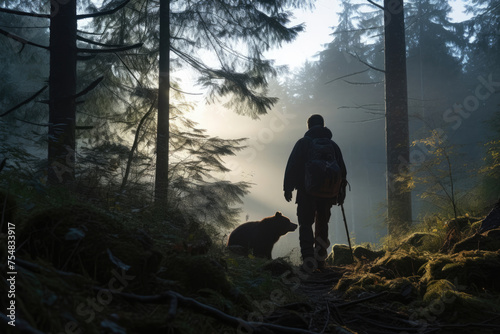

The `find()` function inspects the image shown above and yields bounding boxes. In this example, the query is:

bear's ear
[275,212,282,217]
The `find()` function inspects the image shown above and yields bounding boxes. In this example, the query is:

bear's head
[269,211,297,235]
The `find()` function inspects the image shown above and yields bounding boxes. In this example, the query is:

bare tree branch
[0,86,48,117]
[75,76,104,99]
[13,118,50,127]
[350,52,385,73]
[366,0,385,11]
[77,35,126,48]
[76,0,130,20]
[325,69,369,85]
[0,28,49,50]
[0,7,49,18]
[77,42,143,54]
[120,100,156,193]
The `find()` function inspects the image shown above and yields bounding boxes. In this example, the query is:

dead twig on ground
[334,291,388,309]
[99,289,327,334]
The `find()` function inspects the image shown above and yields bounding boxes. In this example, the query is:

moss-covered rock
[370,250,428,278]
[401,232,440,248]
[440,216,483,253]
[326,244,354,266]
[451,228,500,253]
[421,250,500,293]
[352,246,385,262]
[446,216,481,232]
[423,279,457,303]
[421,279,500,323]
[335,272,387,298]
[334,272,421,303]
[17,204,162,284]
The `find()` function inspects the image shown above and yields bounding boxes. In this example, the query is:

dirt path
[280,266,435,334]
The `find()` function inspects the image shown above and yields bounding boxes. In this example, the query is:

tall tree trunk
[384,0,412,234]
[48,0,77,185]
[154,0,170,207]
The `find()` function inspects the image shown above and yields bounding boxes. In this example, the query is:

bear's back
[227,221,260,248]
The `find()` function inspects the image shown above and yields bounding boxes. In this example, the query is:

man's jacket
[283,125,347,200]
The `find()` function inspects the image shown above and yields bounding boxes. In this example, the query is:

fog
[190,87,389,258]
[185,0,498,258]
[1,0,497,261]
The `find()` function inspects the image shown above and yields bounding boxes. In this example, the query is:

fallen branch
[353,314,425,333]
[329,302,345,326]
[438,321,500,330]
[335,291,388,309]
[321,301,331,333]
[16,257,82,278]
[0,313,45,334]
[99,289,323,334]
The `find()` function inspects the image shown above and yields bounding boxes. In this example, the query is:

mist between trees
[0,0,499,252]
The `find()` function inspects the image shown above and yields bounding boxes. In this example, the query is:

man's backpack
[304,137,342,198]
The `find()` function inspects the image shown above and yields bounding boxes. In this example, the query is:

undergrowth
[0,177,304,334]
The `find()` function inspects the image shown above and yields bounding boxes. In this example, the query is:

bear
[227,212,297,259]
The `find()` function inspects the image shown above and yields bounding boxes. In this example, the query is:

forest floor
[3,198,500,333]
[267,261,500,334]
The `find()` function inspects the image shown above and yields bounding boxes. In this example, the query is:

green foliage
[481,139,500,178]
[0,186,306,333]
[405,130,472,218]
[18,204,162,284]
[479,110,500,202]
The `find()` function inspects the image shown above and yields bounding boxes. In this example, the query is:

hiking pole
[340,204,354,262]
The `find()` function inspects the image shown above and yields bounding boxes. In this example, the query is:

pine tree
[382,0,412,233]
[404,0,465,123]
[152,0,313,207]
[0,0,142,186]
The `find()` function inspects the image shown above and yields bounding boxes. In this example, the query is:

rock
[335,272,386,297]
[423,279,457,303]
[352,246,385,262]
[450,227,500,253]
[262,258,294,276]
[440,216,482,253]
[327,244,354,266]
[421,250,500,293]
[371,250,428,278]
[421,278,500,322]
[402,232,439,247]
[479,199,500,233]
[446,216,481,232]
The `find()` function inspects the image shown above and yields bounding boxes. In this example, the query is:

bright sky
[264,0,342,70]
[266,0,471,70]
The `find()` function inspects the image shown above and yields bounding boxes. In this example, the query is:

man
[283,114,347,271]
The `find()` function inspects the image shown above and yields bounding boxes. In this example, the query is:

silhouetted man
[283,114,347,271]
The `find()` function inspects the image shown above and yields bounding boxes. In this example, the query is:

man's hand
[284,190,293,202]
[337,183,346,205]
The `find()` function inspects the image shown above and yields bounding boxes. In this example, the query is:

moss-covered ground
[2,185,500,333]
